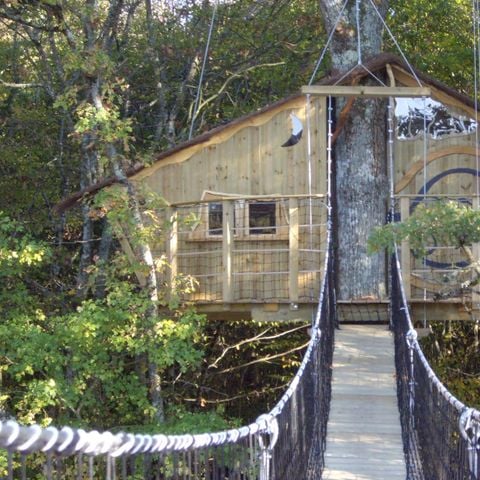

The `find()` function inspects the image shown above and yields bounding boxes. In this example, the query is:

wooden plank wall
[395,131,478,301]
[144,86,479,308]
[395,133,477,196]
[141,96,327,203]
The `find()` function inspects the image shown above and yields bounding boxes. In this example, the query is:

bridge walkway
[322,324,407,480]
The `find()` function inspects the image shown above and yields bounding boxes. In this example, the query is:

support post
[400,197,411,300]
[168,208,178,293]
[289,198,299,305]
[222,200,234,303]
[473,197,480,311]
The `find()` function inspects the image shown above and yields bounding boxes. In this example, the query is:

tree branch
[213,341,309,375]
[208,323,309,370]
[0,79,43,89]
[0,8,62,33]
[195,62,285,118]
[181,384,288,405]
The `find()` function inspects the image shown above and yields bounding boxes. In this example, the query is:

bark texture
[320,0,389,300]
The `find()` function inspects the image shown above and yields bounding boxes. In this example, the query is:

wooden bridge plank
[323,325,406,480]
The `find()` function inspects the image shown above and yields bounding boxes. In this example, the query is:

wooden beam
[288,198,299,304]
[222,200,234,303]
[168,208,178,293]
[410,302,473,322]
[400,197,411,300]
[473,197,480,311]
[301,85,431,98]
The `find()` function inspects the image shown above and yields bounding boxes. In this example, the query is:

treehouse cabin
[104,53,479,323]
[135,92,328,322]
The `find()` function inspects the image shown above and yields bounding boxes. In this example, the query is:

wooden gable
[132,96,327,204]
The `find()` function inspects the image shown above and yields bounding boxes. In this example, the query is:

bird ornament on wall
[281,113,303,147]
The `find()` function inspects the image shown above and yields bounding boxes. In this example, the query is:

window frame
[247,200,278,236]
[189,194,288,241]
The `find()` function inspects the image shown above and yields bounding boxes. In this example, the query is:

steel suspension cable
[474,0,480,198]
[305,94,317,306]
[308,0,350,85]
[366,0,423,86]
[422,95,428,327]
[355,0,362,65]
[188,0,218,140]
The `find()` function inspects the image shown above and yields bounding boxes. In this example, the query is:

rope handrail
[393,246,478,417]
[0,416,269,457]
[392,245,480,479]
[0,322,324,457]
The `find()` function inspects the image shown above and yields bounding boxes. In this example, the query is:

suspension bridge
[3,1,480,479]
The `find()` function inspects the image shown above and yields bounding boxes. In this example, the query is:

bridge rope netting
[392,249,480,480]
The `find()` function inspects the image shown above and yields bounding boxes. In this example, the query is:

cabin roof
[55,52,477,213]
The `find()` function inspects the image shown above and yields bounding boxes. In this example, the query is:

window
[208,203,223,235]
[195,194,282,240]
[249,201,276,235]
[207,202,237,236]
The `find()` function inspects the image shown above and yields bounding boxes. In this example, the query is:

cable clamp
[256,414,279,480]
[459,408,480,446]
[459,408,480,477]
[256,414,279,452]
[406,329,418,349]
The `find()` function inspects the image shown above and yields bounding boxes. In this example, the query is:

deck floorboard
[322,325,406,480]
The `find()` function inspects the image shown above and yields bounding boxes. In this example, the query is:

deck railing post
[400,196,411,300]
[289,198,300,305]
[473,196,480,311]
[459,408,480,479]
[168,207,178,294]
[223,200,234,303]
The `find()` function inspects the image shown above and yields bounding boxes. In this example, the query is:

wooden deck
[323,325,406,480]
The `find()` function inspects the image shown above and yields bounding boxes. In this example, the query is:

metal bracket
[406,329,418,349]
[459,408,480,478]
[256,414,279,480]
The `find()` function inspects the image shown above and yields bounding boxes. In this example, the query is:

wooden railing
[162,195,328,304]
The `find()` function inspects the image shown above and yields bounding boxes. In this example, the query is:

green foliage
[368,201,480,256]
[158,405,239,435]
[0,212,48,275]
[92,184,169,247]
[1,249,205,428]
[388,0,474,94]
[0,98,62,227]
[0,211,208,429]
[421,321,480,409]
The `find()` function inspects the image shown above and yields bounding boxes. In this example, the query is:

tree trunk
[111,155,165,424]
[94,219,113,299]
[320,0,388,300]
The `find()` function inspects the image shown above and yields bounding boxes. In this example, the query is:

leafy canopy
[368,201,480,256]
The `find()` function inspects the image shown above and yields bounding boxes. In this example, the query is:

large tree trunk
[320,0,388,300]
